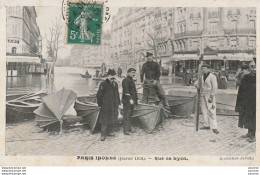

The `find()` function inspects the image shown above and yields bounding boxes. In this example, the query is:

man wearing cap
[235,63,256,142]
[122,68,138,135]
[97,69,120,141]
[195,63,219,134]
[140,52,169,108]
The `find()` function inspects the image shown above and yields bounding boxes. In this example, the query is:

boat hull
[166,94,196,117]
[74,96,100,133]
[120,103,166,134]
[80,74,92,78]
[6,92,47,123]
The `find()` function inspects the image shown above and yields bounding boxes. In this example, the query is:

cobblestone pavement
[6,115,255,156]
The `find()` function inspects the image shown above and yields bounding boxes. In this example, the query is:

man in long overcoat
[122,68,138,135]
[97,69,120,141]
[235,64,256,142]
[117,67,122,78]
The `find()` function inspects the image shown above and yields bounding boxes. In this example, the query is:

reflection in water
[6,67,100,96]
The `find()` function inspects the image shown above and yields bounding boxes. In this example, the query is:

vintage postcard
[0,0,259,166]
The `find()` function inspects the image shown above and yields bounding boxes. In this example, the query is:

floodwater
[6,67,100,96]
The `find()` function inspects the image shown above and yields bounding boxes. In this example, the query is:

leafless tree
[45,18,64,92]
[145,29,161,62]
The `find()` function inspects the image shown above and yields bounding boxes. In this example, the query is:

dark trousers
[143,80,167,106]
[155,81,166,101]
[101,124,114,136]
[123,104,134,133]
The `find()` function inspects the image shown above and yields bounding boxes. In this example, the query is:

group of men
[194,61,256,142]
[97,52,168,141]
[96,51,256,143]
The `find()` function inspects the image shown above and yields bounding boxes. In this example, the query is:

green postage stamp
[66,1,103,45]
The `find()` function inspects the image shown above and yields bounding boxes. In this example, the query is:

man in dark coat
[96,69,100,78]
[97,69,120,141]
[140,52,169,108]
[235,64,256,142]
[218,66,229,89]
[235,68,243,90]
[122,68,138,135]
[117,67,122,78]
[184,69,192,86]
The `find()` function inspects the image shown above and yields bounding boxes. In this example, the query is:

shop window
[249,20,255,30]
[193,23,199,31]
[209,22,218,31]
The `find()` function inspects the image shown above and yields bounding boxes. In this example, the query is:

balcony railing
[173,49,255,55]
[224,28,256,35]
[173,50,199,55]
[174,30,202,38]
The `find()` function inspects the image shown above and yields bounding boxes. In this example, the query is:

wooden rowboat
[6,93,28,102]
[166,91,196,117]
[138,91,196,117]
[6,92,47,123]
[74,95,100,133]
[34,88,77,133]
[120,103,166,134]
[80,74,92,78]
[215,93,238,116]
[74,95,166,134]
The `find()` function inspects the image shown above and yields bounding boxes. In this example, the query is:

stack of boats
[5,85,238,134]
[74,95,168,134]
[6,92,47,122]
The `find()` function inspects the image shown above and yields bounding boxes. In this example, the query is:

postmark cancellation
[65,0,103,45]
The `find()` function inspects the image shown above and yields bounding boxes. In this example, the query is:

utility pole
[195,37,204,131]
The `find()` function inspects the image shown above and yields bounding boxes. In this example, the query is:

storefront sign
[8,39,19,44]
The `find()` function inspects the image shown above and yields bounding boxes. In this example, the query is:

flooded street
[7,67,99,96]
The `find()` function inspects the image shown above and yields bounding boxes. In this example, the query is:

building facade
[6,6,42,55]
[110,7,256,74]
[83,32,111,68]
[6,6,43,76]
[70,45,85,67]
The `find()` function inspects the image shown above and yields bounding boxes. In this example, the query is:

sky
[35,6,118,59]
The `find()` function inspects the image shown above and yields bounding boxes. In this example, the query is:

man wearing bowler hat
[122,68,138,135]
[140,52,169,108]
[97,69,120,141]
[195,63,219,134]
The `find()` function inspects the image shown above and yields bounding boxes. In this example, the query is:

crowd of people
[182,65,249,90]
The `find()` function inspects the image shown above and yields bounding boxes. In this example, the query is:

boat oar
[8,91,45,103]
[195,47,204,131]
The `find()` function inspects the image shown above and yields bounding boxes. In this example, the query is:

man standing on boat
[140,52,169,109]
[122,68,138,135]
[97,69,120,141]
[195,64,219,134]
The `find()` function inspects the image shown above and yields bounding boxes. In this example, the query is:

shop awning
[6,56,41,63]
[166,53,253,62]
